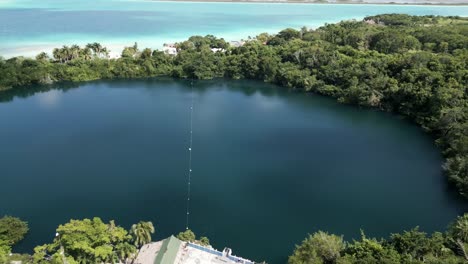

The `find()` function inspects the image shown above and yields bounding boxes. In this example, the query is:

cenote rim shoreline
[1,77,467,264]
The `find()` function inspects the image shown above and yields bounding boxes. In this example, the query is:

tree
[175,230,211,246]
[446,155,468,198]
[390,227,431,260]
[101,47,110,58]
[0,216,28,246]
[122,42,139,58]
[140,48,152,60]
[345,231,400,263]
[86,42,105,58]
[176,229,196,242]
[115,242,136,262]
[448,213,468,242]
[267,36,287,46]
[370,32,421,53]
[256,32,271,43]
[199,237,210,246]
[36,52,50,62]
[130,221,154,248]
[80,47,93,61]
[0,240,11,263]
[52,48,63,63]
[300,26,309,39]
[32,217,132,263]
[277,28,301,41]
[60,46,71,62]
[289,231,344,264]
[448,214,468,260]
[289,244,322,264]
[70,45,81,60]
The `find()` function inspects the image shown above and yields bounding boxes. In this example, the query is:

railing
[227,255,255,264]
[187,243,255,264]
[187,243,222,256]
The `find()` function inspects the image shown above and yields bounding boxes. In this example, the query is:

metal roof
[153,235,182,264]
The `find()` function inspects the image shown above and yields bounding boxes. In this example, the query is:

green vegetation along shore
[0,14,467,263]
[1,14,467,202]
[0,215,206,264]
[2,214,468,263]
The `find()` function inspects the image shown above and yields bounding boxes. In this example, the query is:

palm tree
[130,221,154,248]
[101,47,110,58]
[450,214,468,242]
[81,47,93,61]
[86,42,104,58]
[61,46,71,62]
[36,52,50,62]
[86,43,95,56]
[70,45,81,60]
[53,46,70,63]
[115,242,137,263]
[130,221,154,264]
[449,214,468,260]
[52,48,62,63]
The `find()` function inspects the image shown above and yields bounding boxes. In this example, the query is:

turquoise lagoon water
[0,0,467,57]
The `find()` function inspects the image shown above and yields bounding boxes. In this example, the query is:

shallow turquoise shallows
[0,0,467,57]
[0,79,466,263]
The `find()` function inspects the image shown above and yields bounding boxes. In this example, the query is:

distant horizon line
[148,0,468,6]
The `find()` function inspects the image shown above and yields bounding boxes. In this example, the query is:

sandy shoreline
[150,0,468,5]
[1,1,466,59]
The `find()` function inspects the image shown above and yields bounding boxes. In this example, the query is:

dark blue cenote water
[0,79,466,263]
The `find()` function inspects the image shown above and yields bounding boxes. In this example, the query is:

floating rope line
[186,80,194,230]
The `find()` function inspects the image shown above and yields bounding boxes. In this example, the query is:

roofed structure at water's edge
[153,236,181,264]
[133,235,261,264]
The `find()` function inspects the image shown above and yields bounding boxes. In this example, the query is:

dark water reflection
[0,78,466,263]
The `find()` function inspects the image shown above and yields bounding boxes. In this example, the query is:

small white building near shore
[229,40,245,48]
[133,236,259,264]
[163,43,178,55]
